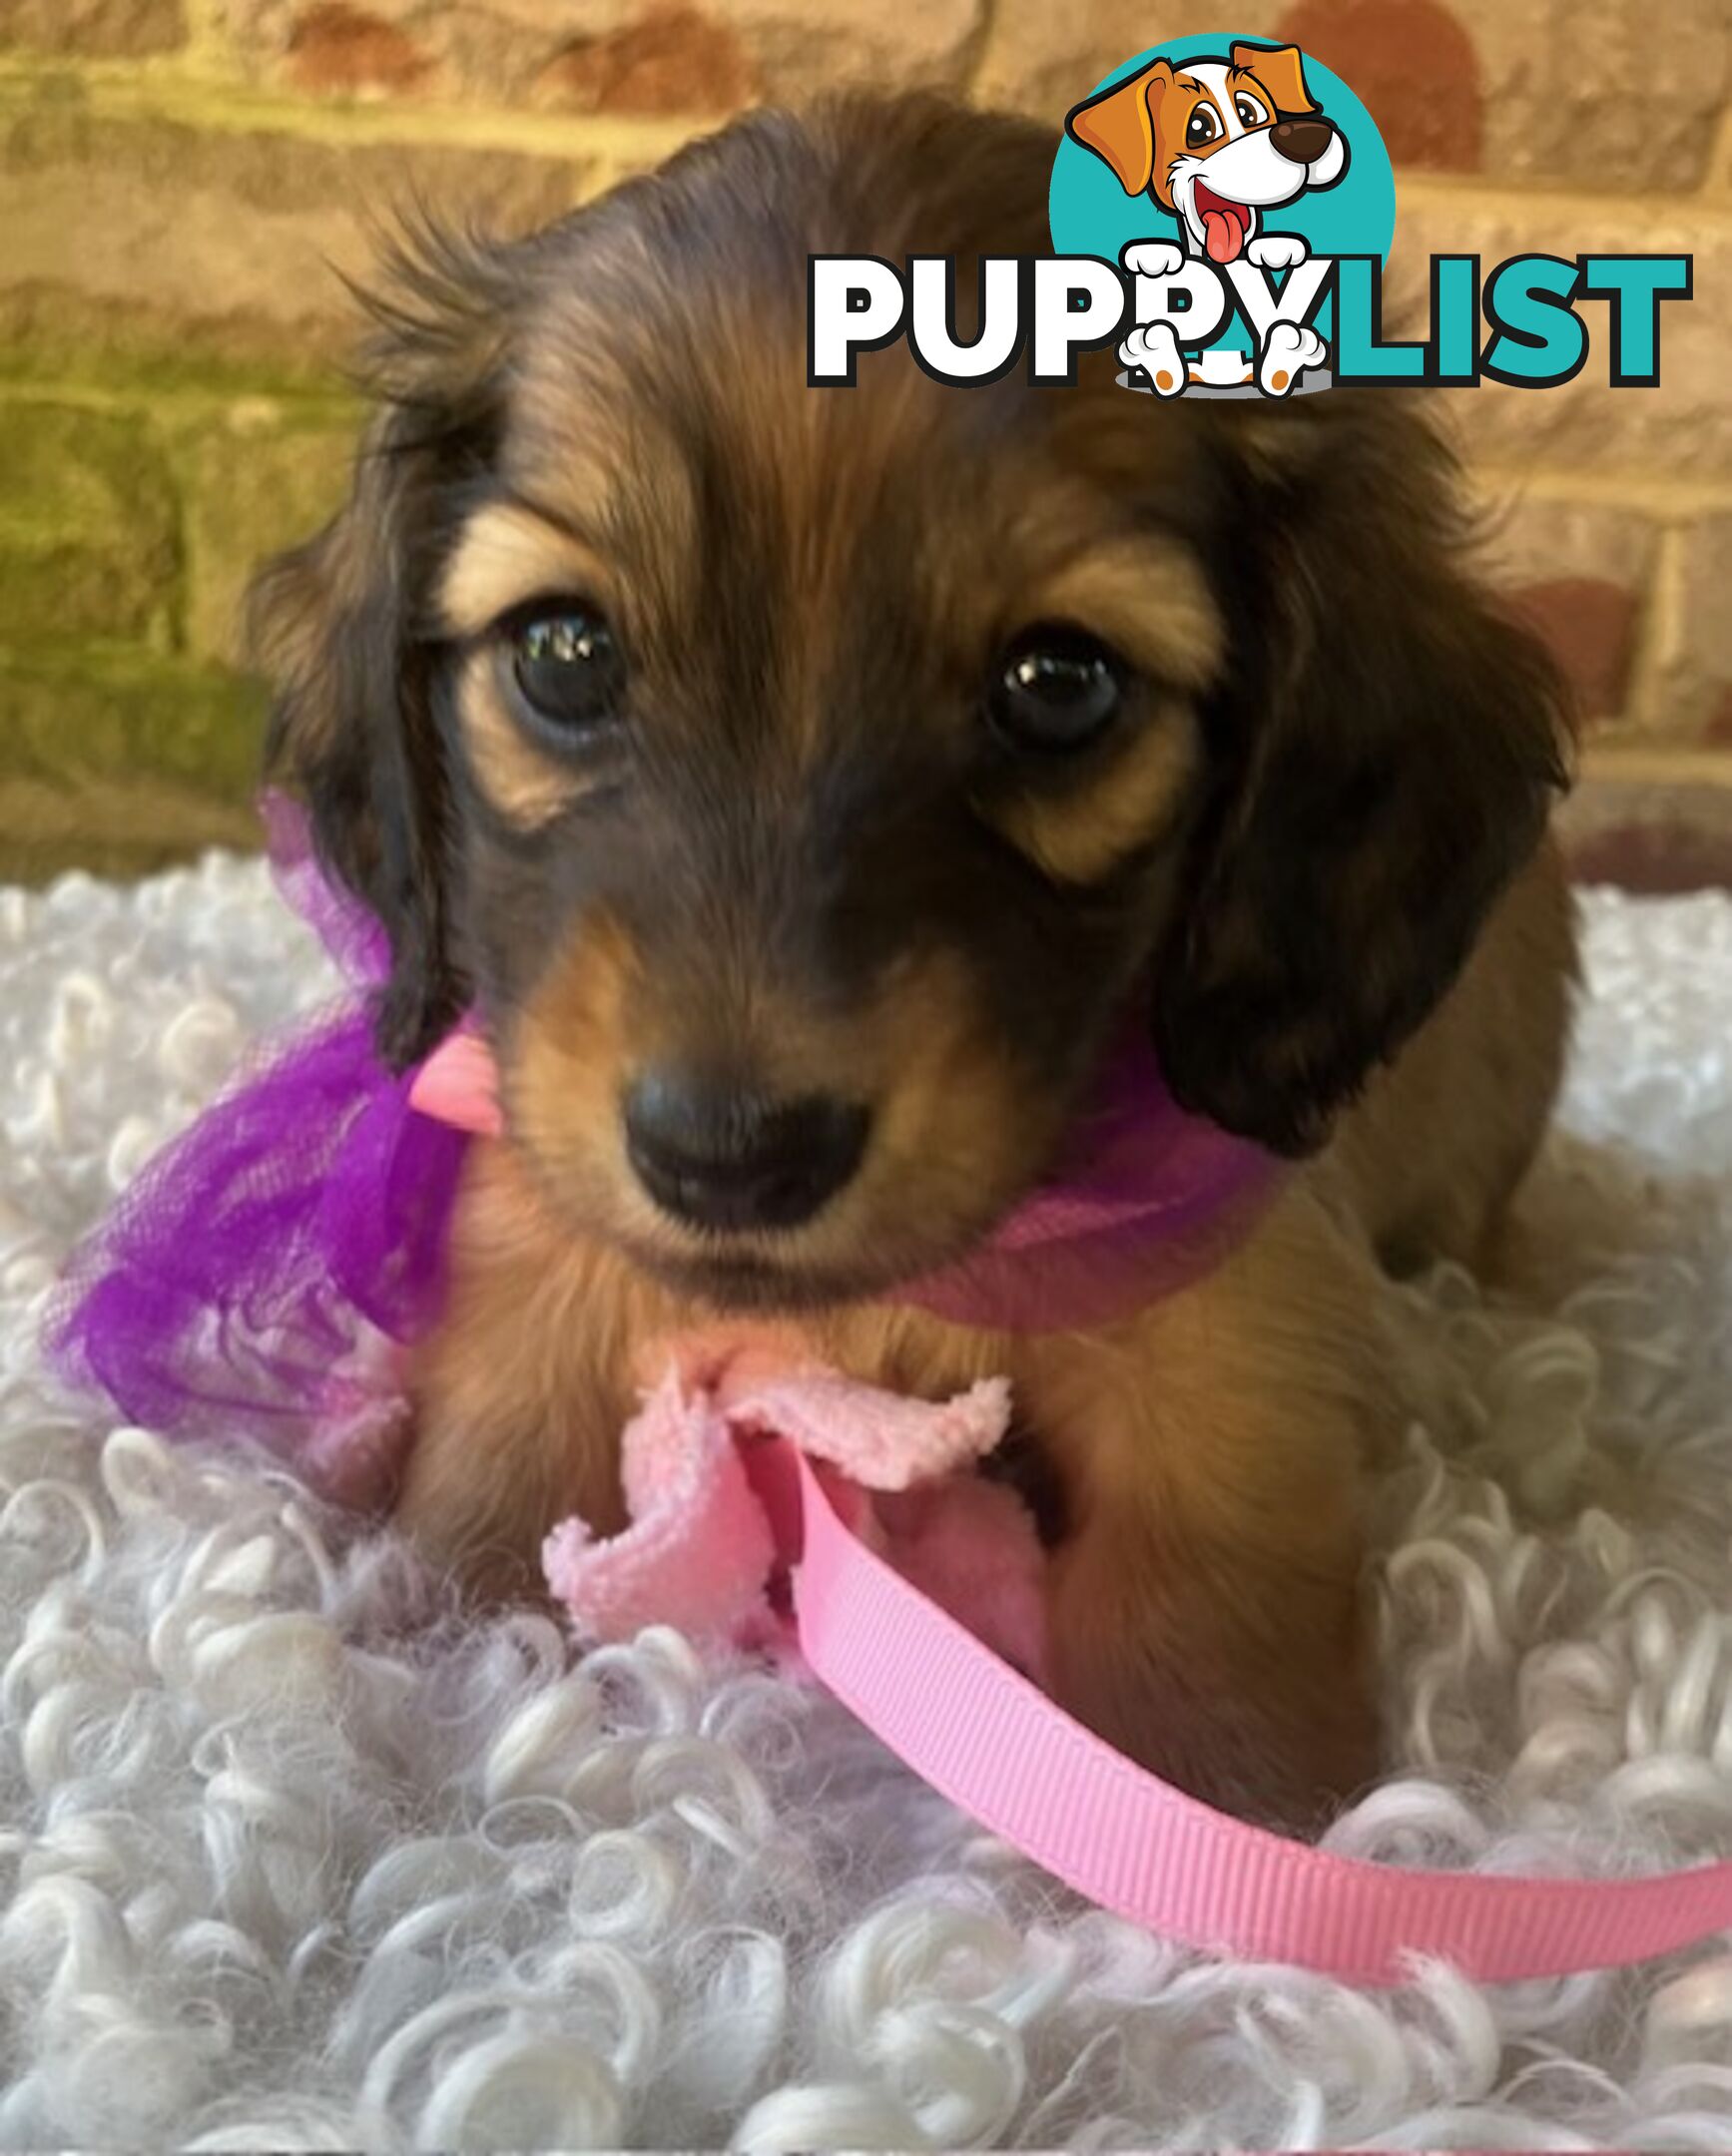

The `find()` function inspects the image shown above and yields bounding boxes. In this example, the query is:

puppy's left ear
[1231,41,1319,117]
[1153,399,1571,1156]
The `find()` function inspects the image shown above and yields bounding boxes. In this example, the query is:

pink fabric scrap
[541,1337,1047,1681]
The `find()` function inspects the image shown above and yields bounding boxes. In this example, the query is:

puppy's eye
[1186,106,1220,147]
[505,604,625,736]
[987,627,1127,755]
[1234,92,1268,127]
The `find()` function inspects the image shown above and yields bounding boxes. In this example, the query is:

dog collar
[408,1023,1282,1333]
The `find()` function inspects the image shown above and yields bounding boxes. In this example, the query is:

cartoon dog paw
[1120,240,1186,281]
[1257,320,1326,395]
[1247,234,1310,271]
[1119,321,1186,397]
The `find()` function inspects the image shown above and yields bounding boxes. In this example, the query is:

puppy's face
[254,98,1564,1315]
[428,278,1222,1308]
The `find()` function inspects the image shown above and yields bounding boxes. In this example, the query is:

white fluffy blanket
[3,858,1732,2152]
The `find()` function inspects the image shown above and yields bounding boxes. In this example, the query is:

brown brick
[1281,0,1722,189]
[1276,0,1480,172]
[177,403,357,667]
[0,779,260,885]
[1561,774,1732,894]
[535,6,759,117]
[1392,191,1729,481]
[1470,491,1659,727]
[973,2,1286,124]
[221,0,984,106]
[0,81,590,368]
[1646,516,1732,742]
[1455,0,1726,191]
[1508,578,1639,729]
[285,2,433,94]
[980,0,1724,190]
[0,0,184,58]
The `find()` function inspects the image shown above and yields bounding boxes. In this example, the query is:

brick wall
[0,0,1727,879]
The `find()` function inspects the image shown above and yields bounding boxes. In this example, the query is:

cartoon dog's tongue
[1195,185,1248,265]
[1202,208,1242,264]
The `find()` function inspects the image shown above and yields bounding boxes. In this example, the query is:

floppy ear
[1231,40,1319,117]
[1153,400,1570,1156]
[247,227,514,1069]
[1065,59,1174,197]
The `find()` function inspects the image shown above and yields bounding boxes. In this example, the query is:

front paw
[1258,319,1327,395]
[1247,233,1308,270]
[1118,321,1186,397]
[1120,239,1185,280]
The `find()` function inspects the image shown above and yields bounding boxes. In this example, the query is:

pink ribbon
[757,1432,1732,1986]
[407,1024,1732,1981]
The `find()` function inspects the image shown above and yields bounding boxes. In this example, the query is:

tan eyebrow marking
[437,501,615,639]
[978,534,1220,886]
[1024,534,1223,692]
[988,709,1201,887]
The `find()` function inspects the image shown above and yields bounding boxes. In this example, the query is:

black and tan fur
[251,96,1574,1827]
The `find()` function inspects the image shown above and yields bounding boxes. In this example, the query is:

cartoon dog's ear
[1152,398,1570,1157]
[1230,40,1319,117]
[1065,59,1174,197]
[246,225,515,1068]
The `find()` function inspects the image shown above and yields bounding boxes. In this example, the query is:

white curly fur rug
[4,857,1732,2151]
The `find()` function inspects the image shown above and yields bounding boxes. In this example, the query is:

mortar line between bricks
[0,57,699,165]
[1706,102,1732,197]
[3,57,1730,230]
[959,0,1003,98]
[1622,525,1687,736]
[0,379,359,423]
[1467,467,1732,518]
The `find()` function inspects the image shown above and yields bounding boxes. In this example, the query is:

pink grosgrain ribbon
[407,1024,1732,1981]
[752,1434,1732,1986]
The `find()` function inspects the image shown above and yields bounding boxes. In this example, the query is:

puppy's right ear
[247,228,513,1069]
[1066,59,1174,197]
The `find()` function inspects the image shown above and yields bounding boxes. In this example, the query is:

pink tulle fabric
[542,1331,1046,1675]
[47,794,1278,1624]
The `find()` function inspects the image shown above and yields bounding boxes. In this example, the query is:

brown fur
[251,95,1575,1826]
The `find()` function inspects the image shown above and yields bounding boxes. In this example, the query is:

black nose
[623,1074,869,1233]
[1270,117,1333,165]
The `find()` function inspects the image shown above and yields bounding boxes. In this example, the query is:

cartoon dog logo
[1066,41,1348,395]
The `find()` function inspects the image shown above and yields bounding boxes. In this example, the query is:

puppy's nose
[1270,117,1333,165]
[623,1073,869,1233]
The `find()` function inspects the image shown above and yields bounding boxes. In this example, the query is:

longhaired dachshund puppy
[251,96,1574,1826]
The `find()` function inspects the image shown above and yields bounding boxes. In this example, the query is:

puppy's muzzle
[624,1072,870,1233]
[1270,118,1334,165]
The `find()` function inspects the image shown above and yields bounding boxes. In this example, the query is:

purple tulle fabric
[46,797,469,1477]
[49,794,1283,1487]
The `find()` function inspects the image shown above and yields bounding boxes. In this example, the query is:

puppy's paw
[1247,233,1309,271]
[1119,321,1186,397]
[1257,319,1326,395]
[1121,239,1185,280]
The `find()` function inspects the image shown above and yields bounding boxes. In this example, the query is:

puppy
[250,95,1573,1828]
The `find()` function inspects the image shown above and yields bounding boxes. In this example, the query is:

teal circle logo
[1050,36,1395,389]
[1050,36,1395,267]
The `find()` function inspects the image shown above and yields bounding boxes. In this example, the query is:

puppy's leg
[1018,1189,1389,1826]
[394,1146,676,1602]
